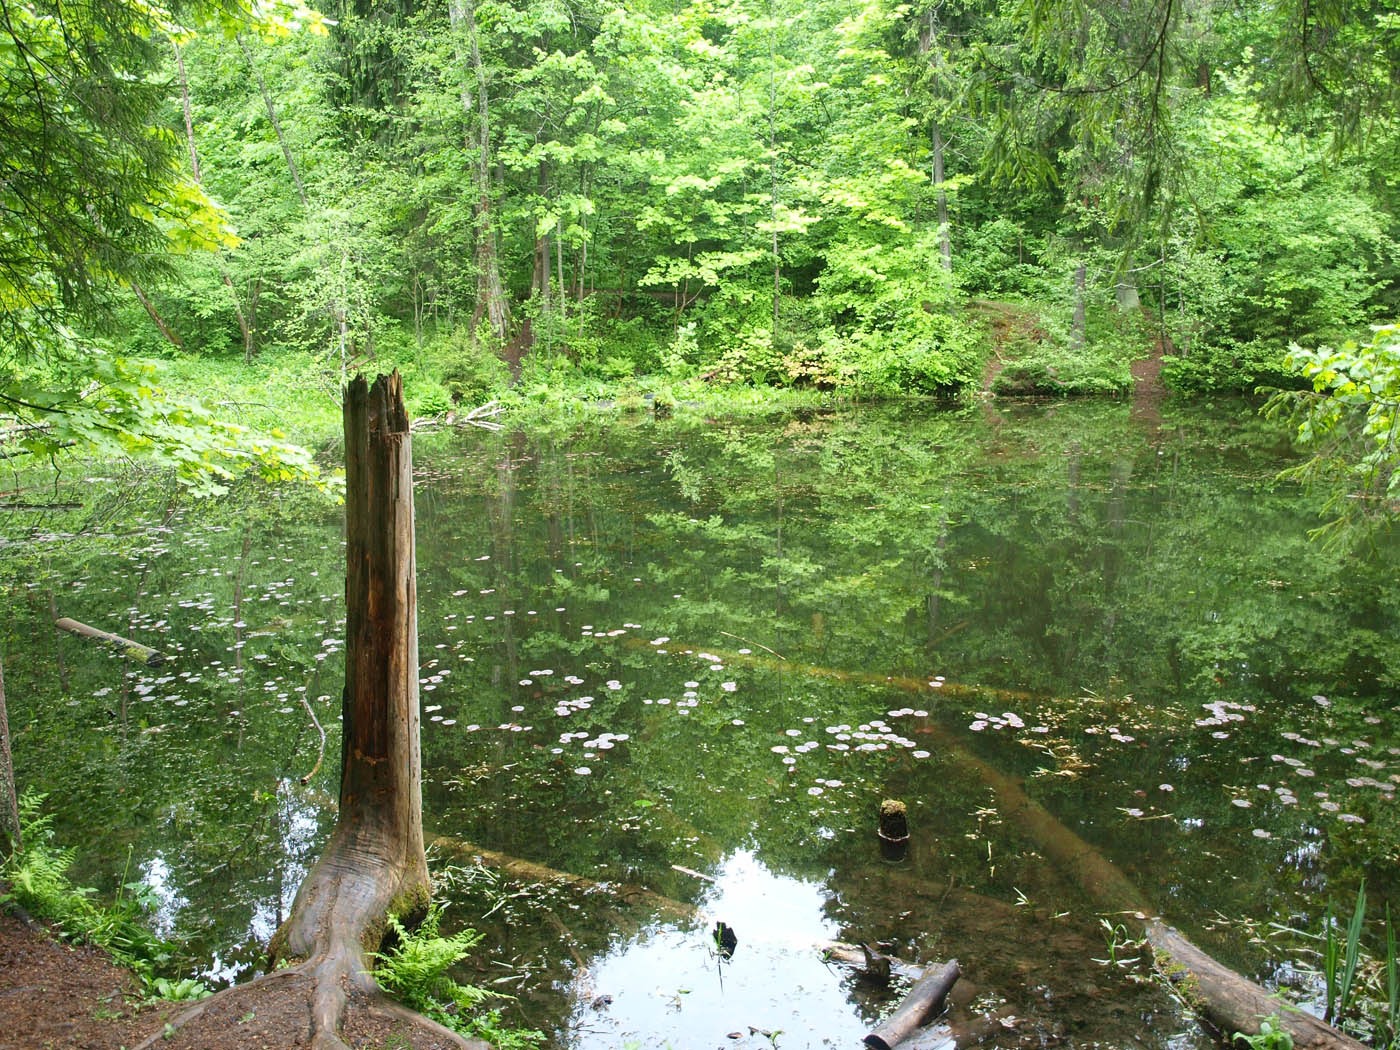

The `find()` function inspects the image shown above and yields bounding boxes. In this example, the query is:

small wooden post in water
[879,798,910,861]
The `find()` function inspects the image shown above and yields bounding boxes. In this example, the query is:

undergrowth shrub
[0,790,207,999]
[372,904,544,1050]
[439,329,512,406]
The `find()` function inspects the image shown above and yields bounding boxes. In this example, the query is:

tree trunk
[272,369,430,1007]
[1071,263,1087,351]
[932,124,951,271]
[0,655,20,852]
[1115,274,1140,311]
[769,5,780,343]
[450,0,511,346]
[143,374,485,1050]
[131,282,184,349]
[239,35,310,211]
[175,42,255,361]
[921,11,952,271]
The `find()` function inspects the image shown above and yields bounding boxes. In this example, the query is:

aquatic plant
[1232,1015,1293,1050]
[1322,882,1367,1024]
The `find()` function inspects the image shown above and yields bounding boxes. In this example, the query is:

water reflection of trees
[4,401,1398,1000]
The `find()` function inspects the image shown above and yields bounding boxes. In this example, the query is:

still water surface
[4,398,1398,1047]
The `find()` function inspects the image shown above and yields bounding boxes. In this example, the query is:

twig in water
[717,631,786,661]
[297,692,326,784]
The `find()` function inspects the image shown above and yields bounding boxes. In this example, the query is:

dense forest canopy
[1,0,1399,497]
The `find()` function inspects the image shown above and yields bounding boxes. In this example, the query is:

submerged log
[929,717,1368,1049]
[54,617,165,667]
[865,959,961,1050]
[431,835,695,924]
[900,1006,1019,1050]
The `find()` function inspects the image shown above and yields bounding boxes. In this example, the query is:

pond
[3,397,1398,1048]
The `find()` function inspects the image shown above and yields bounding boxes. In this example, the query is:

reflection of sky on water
[566,850,872,1050]
[139,854,187,939]
[214,779,321,984]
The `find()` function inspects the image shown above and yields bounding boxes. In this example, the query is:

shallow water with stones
[4,398,1398,1048]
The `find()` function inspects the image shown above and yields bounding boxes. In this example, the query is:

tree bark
[1071,263,1087,351]
[130,282,184,349]
[0,655,20,852]
[239,35,309,212]
[932,124,952,271]
[53,617,165,667]
[268,372,431,1034]
[769,3,780,342]
[865,959,961,1050]
[142,374,484,1050]
[921,10,952,271]
[174,42,255,361]
[450,0,511,346]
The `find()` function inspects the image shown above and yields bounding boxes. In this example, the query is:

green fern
[1,790,169,977]
[371,906,493,1029]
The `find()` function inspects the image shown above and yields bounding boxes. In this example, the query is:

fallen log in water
[430,835,695,924]
[900,1006,1019,1050]
[864,959,961,1050]
[820,942,925,980]
[53,617,165,667]
[927,717,1367,1049]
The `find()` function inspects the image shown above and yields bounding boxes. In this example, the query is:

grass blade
[1337,881,1366,1021]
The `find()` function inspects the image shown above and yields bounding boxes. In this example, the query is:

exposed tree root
[135,849,488,1050]
[133,961,487,1050]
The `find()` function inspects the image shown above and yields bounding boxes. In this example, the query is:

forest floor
[1131,336,1168,427]
[0,911,466,1050]
[0,911,164,1050]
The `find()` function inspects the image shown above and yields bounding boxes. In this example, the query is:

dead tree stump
[141,374,486,1050]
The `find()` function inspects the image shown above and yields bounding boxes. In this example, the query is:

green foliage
[1322,882,1367,1024]
[457,1008,547,1050]
[146,976,215,1002]
[955,220,1047,300]
[814,232,978,393]
[371,904,541,1047]
[1162,341,1298,395]
[0,791,171,982]
[2,353,336,498]
[1263,325,1400,537]
[1232,1016,1294,1050]
[992,343,1133,396]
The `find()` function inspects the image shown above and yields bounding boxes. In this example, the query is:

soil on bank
[0,912,469,1050]
[0,912,163,1050]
